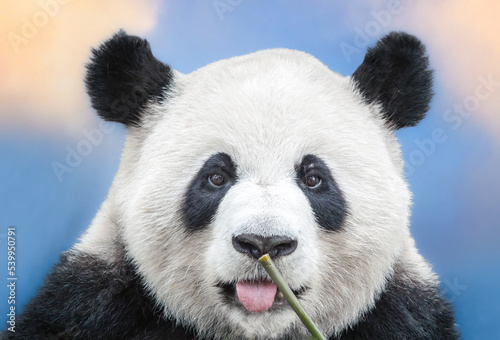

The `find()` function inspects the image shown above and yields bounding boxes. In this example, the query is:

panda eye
[208,173,226,187]
[305,175,321,188]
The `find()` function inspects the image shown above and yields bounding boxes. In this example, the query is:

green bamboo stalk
[258,254,326,340]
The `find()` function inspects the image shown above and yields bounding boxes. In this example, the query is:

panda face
[113,49,410,338]
[84,31,432,339]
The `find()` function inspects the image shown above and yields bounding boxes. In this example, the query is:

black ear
[85,30,173,126]
[352,32,433,129]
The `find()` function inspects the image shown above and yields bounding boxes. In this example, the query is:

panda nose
[232,234,298,260]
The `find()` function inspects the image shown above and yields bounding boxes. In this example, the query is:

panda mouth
[217,280,307,313]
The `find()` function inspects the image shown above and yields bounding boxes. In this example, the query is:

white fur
[76,49,434,339]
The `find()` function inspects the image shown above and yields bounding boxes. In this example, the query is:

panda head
[84,30,432,339]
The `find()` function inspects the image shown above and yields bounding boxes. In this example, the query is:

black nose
[232,234,298,260]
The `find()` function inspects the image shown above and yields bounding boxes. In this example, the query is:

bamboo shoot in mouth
[258,254,326,340]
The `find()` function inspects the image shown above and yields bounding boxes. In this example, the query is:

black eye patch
[295,154,347,231]
[182,153,237,231]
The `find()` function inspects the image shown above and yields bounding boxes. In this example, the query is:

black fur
[352,32,433,130]
[183,153,238,231]
[85,30,173,126]
[295,154,347,231]
[3,252,197,340]
[334,265,460,340]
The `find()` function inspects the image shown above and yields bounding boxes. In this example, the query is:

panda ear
[351,32,433,129]
[85,30,173,127]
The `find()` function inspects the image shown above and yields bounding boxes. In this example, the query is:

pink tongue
[236,281,277,313]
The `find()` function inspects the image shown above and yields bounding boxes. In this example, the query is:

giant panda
[5,30,459,339]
